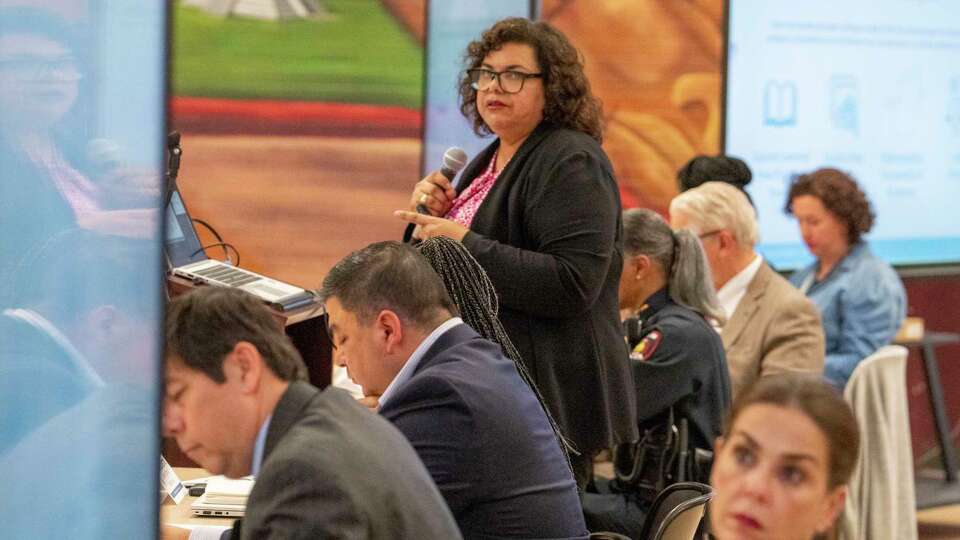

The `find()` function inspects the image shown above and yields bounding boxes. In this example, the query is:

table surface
[161,468,236,529]
[896,331,960,347]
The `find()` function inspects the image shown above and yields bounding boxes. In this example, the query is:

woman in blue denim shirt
[785,168,906,389]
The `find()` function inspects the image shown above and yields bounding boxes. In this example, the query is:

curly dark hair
[784,168,875,245]
[458,17,603,142]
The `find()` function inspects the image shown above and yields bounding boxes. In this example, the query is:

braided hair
[415,236,578,456]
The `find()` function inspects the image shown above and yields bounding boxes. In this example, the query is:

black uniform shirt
[626,288,731,451]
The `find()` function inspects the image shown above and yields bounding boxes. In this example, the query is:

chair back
[840,345,917,540]
[655,493,712,540]
[587,532,631,540]
[638,481,712,540]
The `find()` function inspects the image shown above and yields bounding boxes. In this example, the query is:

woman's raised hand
[409,170,457,216]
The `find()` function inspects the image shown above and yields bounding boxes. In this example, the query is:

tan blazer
[721,263,825,399]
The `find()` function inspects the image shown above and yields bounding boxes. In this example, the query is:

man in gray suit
[161,287,461,540]
[670,181,825,398]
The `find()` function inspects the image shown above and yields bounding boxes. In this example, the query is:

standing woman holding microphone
[396,17,636,487]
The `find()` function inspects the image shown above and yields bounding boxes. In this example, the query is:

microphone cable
[189,218,240,266]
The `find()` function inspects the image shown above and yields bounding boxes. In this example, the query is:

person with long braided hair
[414,236,516,358]
[415,236,575,454]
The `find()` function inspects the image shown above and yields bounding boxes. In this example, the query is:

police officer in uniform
[623,292,729,455]
[617,208,730,469]
[583,209,731,537]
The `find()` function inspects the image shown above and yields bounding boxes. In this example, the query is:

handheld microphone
[418,146,468,215]
[440,146,468,181]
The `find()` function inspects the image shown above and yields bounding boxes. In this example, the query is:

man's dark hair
[165,287,307,383]
[319,241,457,327]
[677,155,754,205]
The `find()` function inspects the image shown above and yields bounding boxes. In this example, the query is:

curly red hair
[785,168,875,245]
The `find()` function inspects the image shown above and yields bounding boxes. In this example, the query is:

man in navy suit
[321,241,588,540]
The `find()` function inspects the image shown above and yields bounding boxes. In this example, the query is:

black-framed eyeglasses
[467,68,542,94]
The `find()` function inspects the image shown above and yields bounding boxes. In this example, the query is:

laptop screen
[164,189,207,267]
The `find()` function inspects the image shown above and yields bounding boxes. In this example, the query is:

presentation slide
[726,0,960,270]
[422,1,532,185]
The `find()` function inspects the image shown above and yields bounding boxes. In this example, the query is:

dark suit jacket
[629,290,731,452]
[230,382,462,540]
[379,323,589,540]
[452,123,637,454]
[721,262,824,399]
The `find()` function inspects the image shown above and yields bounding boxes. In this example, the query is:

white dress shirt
[378,317,464,408]
[187,418,270,540]
[715,254,763,333]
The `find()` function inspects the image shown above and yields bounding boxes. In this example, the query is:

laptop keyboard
[191,264,261,287]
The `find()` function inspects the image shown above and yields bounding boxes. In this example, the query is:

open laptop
[191,499,246,518]
[164,186,315,310]
[190,476,253,518]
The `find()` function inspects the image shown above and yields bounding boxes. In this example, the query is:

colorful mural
[170,0,723,286]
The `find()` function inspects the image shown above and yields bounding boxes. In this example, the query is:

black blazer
[453,123,637,454]
[229,382,462,540]
[379,323,588,539]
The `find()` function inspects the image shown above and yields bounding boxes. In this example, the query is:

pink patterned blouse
[445,151,500,228]
[25,145,101,219]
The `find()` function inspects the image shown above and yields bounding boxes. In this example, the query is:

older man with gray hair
[670,181,824,398]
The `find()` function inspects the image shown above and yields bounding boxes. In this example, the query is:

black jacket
[449,122,638,454]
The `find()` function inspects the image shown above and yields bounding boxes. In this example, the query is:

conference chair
[588,532,631,540]
[840,345,917,540]
[638,481,712,540]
